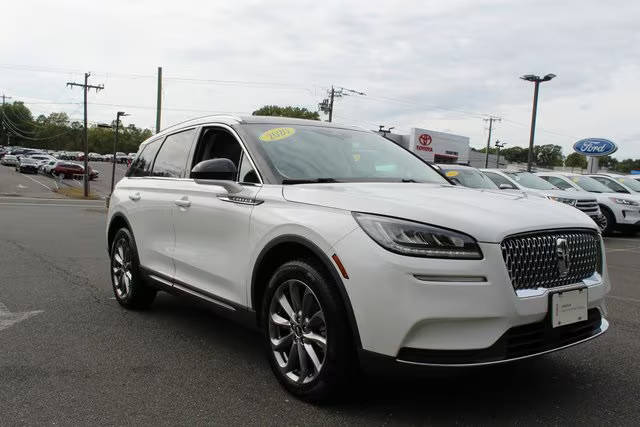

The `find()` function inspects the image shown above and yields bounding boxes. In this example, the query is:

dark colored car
[52,162,98,180]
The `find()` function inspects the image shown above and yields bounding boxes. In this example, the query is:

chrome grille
[501,229,601,291]
[576,199,600,215]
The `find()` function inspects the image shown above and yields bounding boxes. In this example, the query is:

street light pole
[111,111,128,194]
[495,140,506,168]
[521,73,556,172]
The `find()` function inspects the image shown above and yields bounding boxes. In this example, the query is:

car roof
[143,115,367,148]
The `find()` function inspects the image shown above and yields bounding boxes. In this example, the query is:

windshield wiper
[282,178,340,185]
[401,178,417,183]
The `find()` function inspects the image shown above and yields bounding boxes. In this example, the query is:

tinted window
[483,171,517,189]
[238,152,259,183]
[152,129,195,178]
[128,140,161,177]
[591,176,629,193]
[192,127,243,170]
[541,176,574,190]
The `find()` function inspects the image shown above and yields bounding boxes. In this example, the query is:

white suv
[537,172,640,235]
[106,116,610,401]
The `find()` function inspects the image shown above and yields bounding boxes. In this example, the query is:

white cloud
[1,0,639,158]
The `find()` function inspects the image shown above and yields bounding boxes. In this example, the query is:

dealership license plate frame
[550,288,588,328]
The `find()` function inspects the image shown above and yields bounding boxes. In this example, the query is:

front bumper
[611,204,640,226]
[333,228,610,362]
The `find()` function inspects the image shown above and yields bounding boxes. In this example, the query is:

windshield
[567,176,612,193]
[614,177,640,192]
[503,171,558,190]
[244,124,448,184]
[440,167,498,189]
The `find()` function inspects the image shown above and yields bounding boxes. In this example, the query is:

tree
[252,105,320,120]
[565,152,587,169]
[534,144,564,168]
[501,146,529,163]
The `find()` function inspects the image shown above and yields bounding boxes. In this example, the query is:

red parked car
[52,162,98,180]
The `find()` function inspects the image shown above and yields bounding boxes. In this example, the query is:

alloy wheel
[112,237,133,299]
[268,279,327,384]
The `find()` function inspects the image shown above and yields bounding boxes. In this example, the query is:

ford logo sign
[573,138,618,157]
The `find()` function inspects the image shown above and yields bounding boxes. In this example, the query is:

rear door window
[151,129,196,178]
[127,139,162,177]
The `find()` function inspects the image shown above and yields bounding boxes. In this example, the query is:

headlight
[352,212,483,259]
[547,196,577,206]
[609,197,639,206]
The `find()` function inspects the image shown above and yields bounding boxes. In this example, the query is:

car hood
[282,183,598,243]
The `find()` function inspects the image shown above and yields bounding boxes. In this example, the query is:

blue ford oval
[573,138,617,156]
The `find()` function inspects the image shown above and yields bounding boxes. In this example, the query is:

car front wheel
[262,259,355,402]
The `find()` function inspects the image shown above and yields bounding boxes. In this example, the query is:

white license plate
[551,289,588,328]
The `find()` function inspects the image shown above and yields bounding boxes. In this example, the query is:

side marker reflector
[332,254,349,279]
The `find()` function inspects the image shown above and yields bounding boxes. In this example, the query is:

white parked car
[536,172,640,235]
[588,173,640,195]
[1,154,19,166]
[627,174,640,183]
[481,169,604,230]
[107,116,610,401]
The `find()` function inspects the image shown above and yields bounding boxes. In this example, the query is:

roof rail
[158,114,243,134]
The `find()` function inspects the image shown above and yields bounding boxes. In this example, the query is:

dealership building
[377,127,471,164]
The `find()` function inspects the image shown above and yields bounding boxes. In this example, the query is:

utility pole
[483,116,501,168]
[319,86,366,122]
[495,140,506,168]
[67,73,104,197]
[111,111,129,194]
[156,66,162,133]
[1,94,13,145]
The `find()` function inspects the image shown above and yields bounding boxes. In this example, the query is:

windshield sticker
[353,153,361,161]
[445,170,459,177]
[571,177,580,182]
[259,127,295,142]
[618,178,626,183]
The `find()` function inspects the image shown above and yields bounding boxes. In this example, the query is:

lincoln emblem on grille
[556,238,571,277]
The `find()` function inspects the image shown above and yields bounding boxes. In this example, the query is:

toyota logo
[556,238,571,277]
[419,134,432,146]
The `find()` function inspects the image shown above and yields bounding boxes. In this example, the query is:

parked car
[435,164,500,189]
[17,156,40,174]
[52,162,98,180]
[481,169,604,230]
[107,116,610,401]
[627,174,640,183]
[115,152,129,163]
[41,160,58,175]
[88,152,102,161]
[588,173,640,195]
[536,172,640,235]
[1,154,19,166]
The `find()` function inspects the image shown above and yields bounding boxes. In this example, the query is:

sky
[1,0,639,159]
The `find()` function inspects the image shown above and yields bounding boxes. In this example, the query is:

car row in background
[1,149,99,180]
[1,146,134,163]
[435,164,640,235]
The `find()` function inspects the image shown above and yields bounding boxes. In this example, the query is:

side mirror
[499,183,513,190]
[191,158,237,180]
[191,158,243,193]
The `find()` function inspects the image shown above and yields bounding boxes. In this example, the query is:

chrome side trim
[217,195,264,205]
[148,274,173,287]
[396,318,609,368]
[413,274,487,283]
[172,283,236,311]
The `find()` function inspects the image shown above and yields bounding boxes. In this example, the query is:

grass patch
[55,186,101,200]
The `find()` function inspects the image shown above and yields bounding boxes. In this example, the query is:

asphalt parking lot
[0,161,127,199]
[0,169,639,425]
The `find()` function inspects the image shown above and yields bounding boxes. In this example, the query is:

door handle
[129,192,141,201]
[174,198,191,208]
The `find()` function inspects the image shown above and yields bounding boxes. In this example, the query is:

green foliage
[564,152,588,169]
[534,144,564,168]
[252,105,320,120]
[1,102,152,153]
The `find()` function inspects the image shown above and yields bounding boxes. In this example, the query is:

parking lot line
[20,173,54,192]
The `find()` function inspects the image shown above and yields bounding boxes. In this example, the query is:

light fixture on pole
[521,73,556,172]
[494,140,506,168]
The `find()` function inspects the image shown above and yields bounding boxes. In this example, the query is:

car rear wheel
[262,259,355,402]
[110,228,156,309]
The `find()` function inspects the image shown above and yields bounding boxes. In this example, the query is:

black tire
[599,206,616,236]
[261,259,355,402]
[109,227,156,309]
